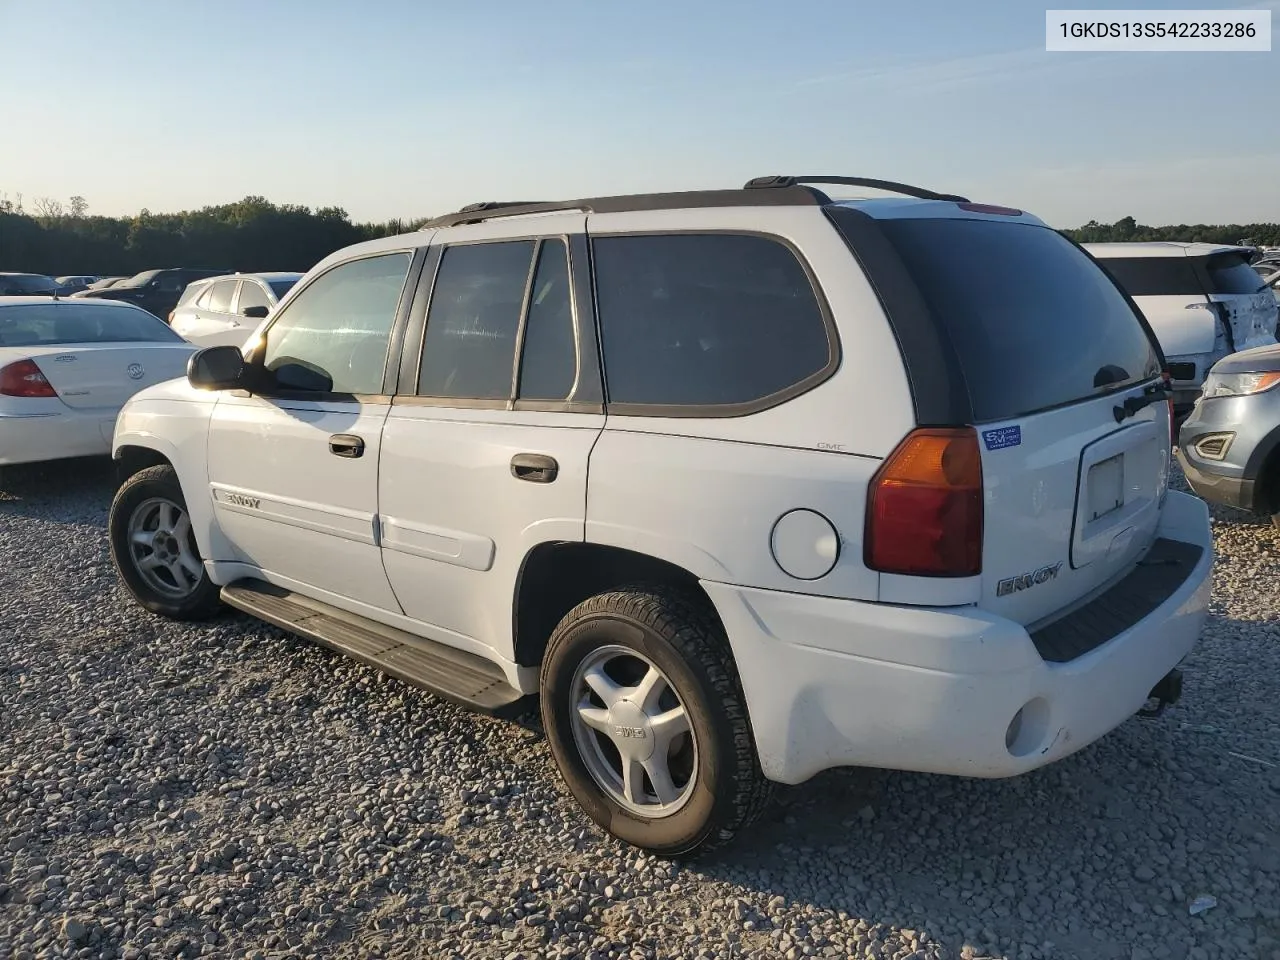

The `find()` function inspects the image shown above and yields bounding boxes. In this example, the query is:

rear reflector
[865,428,983,577]
[0,359,57,398]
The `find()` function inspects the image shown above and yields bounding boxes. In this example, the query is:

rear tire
[109,465,222,620]
[539,585,773,857]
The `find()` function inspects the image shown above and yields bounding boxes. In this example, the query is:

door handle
[510,453,558,483]
[329,434,365,459]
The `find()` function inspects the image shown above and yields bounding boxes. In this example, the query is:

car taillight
[0,359,57,398]
[865,427,983,577]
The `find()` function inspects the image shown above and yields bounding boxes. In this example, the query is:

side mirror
[187,345,245,390]
[241,305,270,320]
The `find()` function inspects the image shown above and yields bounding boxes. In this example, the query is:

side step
[221,579,530,718]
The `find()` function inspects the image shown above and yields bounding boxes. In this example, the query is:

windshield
[0,303,185,346]
[119,270,160,288]
[877,218,1162,422]
[268,278,299,298]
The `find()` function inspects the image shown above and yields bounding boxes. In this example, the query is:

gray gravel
[1,459,1278,960]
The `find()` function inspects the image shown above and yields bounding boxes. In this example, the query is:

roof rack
[421,185,827,229]
[744,175,969,204]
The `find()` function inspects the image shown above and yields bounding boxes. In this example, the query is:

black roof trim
[422,185,829,229]
[746,175,968,204]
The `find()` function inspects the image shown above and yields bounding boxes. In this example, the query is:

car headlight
[1200,371,1280,398]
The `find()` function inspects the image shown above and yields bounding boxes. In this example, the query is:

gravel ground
[1,459,1278,960]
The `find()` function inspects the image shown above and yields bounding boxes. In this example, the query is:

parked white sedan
[0,298,195,467]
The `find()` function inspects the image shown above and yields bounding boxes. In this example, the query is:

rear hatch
[1,302,194,410]
[871,214,1171,626]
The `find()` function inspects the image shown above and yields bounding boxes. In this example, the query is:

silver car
[169,272,301,348]
[1177,343,1280,526]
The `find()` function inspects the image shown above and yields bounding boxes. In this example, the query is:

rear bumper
[705,491,1213,785]
[0,411,113,466]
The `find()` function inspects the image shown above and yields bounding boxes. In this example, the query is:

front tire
[109,464,222,620]
[539,585,772,857]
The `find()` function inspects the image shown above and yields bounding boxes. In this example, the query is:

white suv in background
[1086,242,1279,410]
[169,272,301,347]
[107,177,1213,856]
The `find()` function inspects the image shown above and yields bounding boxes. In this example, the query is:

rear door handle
[329,434,365,459]
[510,453,558,483]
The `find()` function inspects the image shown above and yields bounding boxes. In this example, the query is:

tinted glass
[120,271,159,288]
[0,303,184,346]
[1206,253,1267,295]
[207,280,237,313]
[268,278,298,299]
[418,241,533,399]
[1096,256,1202,297]
[262,253,410,395]
[237,281,270,314]
[0,274,58,294]
[518,240,576,401]
[879,219,1162,421]
[593,234,830,407]
[156,272,187,293]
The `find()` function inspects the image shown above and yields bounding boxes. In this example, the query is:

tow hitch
[1137,668,1183,719]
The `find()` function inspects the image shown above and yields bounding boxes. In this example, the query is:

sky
[1,0,1277,228]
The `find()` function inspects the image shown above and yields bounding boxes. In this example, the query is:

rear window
[1205,253,1267,295]
[0,275,58,294]
[0,303,185,347]
[1094,256,1203,297]
[877,219,1162,422]
[593,233,832,408]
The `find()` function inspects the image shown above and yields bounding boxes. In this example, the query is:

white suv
[1085,242,1279,410]
[108,177,1214,856]
[169,272,302,348]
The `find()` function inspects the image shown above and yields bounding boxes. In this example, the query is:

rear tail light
[865,427,983,577]
[0,359,57,398]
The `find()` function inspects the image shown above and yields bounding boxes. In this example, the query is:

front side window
[237,281,270,314]
[418,241,533,399]
[262,252,411,395]
[592,233,831,407]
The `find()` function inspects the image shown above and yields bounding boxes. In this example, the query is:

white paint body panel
[378,405,604,661]
[204,394,401,611]
[708,491,1212,784]
[1,342,194,466]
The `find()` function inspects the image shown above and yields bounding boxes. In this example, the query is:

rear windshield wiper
[1113,380,1171,423]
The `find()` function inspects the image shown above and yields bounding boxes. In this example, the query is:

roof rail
[745,175,969,204]
[422,185,829,229]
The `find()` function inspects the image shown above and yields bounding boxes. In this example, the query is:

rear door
[377,215,604,662]
[877,217,1170,625]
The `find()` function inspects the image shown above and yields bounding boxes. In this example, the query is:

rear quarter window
[876,219,1162,422]
[592,233,833,410]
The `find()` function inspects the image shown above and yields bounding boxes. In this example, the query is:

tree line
[0,193,430,277]
[2,193,1278,278]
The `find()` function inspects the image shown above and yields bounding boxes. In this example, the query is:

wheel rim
[569,644,698,818]
[126,496,203,599]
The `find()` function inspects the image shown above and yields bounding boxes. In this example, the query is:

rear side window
[175,284,203,308]
[1095,257,1203,297]
[518,240,576,401]
[878,219,1162,422]
[418,241,533,399]
[592,234,831,408]
[207,280,238,313]
[1205,253,1267,295]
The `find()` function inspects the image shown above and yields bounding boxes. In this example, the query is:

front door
[206,250,417,612]
[377,217,604,661]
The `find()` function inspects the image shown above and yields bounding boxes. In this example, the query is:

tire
[539,585,773,857]
[109,464,222,620]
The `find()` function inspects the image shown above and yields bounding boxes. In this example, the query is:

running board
[221,579,529,717]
